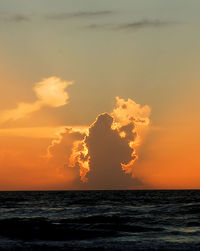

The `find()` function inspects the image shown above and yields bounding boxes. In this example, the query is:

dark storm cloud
[84,113,135,189]
[46,11,114,20]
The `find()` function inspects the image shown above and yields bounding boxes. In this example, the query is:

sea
[0,190,200,250]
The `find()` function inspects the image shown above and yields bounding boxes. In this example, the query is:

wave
[0,190,200,250]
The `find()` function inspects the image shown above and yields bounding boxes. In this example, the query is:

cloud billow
[64,97,151,189]
[85,113,134,189]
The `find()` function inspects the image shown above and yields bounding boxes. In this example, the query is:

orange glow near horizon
[134,110,200,189]
[0,77,199,190]
[0,119,199,190]
[0,133,78,191]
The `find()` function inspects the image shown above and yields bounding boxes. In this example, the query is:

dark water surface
[0,190,200,250]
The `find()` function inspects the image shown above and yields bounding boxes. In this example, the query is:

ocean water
[0,190,200,250]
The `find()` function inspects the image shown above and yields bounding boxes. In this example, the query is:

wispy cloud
[85,24,110,30]
[0,13,30,22]
[85,19,175,31]
[46,10,114,20]
[9,15,29,22]
[0,77,73,124]
[115,20,173,30]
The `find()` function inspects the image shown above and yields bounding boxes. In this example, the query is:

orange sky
[135,88,200,189]
[1,0,200,190]
[0,132,81,190]
[0,86,199,190]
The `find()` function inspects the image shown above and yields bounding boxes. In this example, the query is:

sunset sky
[0,0,200,190]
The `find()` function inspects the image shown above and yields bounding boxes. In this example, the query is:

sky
[0,0,200,190]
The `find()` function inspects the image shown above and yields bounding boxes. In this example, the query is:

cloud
[2,95,150,190]
[82,98,151,189]
[85,24,111,30]
[115,19,173,30]
[0,13,30,22]
[0,77,73,124]
[83,113,135,189]
[34,77,73,107]
[47,97,151,189]
[47,126,88,158]
[9,15,29,22]
[47,127,85,167]
[85,19,174,31]
[0,125,87,190]
[46,11,114,20]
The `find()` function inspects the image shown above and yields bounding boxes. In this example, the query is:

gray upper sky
[0,0,200,127]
